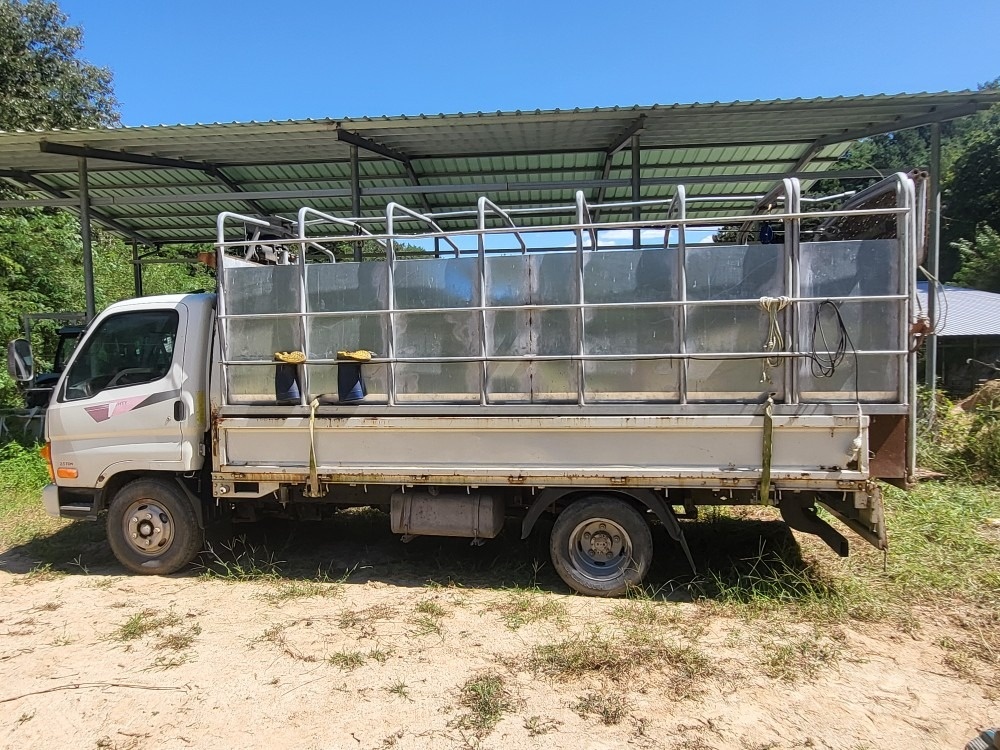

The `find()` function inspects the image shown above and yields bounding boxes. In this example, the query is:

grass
[0,442,107,567]
[452,672,516,736]
[111,609,181,642]
[572,692,631,725]
[523,716,561,736]
[760,630,842,682]
[525,627,714,696]
[876,482,1000,604]
[385,679,411,701]
[197,537,282,581]
[484,588,567,630]
[328,649,367,670]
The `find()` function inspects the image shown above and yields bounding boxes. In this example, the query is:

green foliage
[881,481,1000,603]
[0,211,216,407]
[0,441,48,495]
[0,0,118,130]
[950,223,1000,294]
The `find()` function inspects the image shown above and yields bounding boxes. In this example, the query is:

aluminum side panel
[216,415,868,488]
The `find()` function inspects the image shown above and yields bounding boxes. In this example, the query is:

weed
[611,600,679,628]
[572,692,631,725]
[111,609,181,642]
[50,634,74,646]
[197,537,282,581]
[385,680,411,701]
[409,614,442,636]
[416,598,447,618]
[328,650,366,670]
[69,555,90,574]
[452,672,516,736]
[338,604,397,633]
[485,588,566,630]
[17,710,34,725]
[259,578,341,605]
[155,624,201,652]
[147,653,194,671]
[368,645,393,664]
[523,715,561,736]
[252,621,315,662]
[526,628,714,695]
[34,600,62,612]
[761,631,841,682]
[18,562,65,583]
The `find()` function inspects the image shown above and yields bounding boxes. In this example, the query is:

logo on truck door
[84,389,180,423]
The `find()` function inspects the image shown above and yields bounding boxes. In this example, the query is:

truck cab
[39,294,214,527]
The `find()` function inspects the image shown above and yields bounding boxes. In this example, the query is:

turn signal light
[39,443,54,481]
[56,467,78,479]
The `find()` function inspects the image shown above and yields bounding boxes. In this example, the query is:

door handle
[173,400,186,421]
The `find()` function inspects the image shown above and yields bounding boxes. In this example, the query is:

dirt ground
[0,512,996,750]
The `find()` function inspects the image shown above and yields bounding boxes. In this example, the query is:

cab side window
[63,310,179,401]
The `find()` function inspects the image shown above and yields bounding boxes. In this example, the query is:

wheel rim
[122,500,175,557]
[567,517,633,581]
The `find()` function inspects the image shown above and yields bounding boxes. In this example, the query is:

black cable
[809,299,860,401]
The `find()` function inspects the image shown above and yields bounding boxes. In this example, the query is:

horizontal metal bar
[215,402,908,417]
[39,141,212,172]
[0,170,887,209]
[221,351,906,366]
[216,294,907,321]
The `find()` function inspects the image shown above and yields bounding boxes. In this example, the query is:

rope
[758,296,791,383]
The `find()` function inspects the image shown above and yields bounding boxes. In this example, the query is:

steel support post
[78,157,96,320]
[350,144,362,261]
[926,123,941,425]
[132,239,143,297]
[631,135,641,249]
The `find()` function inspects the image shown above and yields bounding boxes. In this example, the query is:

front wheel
[106,479,203,575]
[549,495,653,597]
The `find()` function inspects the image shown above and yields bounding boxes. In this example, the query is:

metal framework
[1,91,998,407]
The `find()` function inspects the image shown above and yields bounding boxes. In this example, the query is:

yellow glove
[274,350,306,364]
[337,349,374,362]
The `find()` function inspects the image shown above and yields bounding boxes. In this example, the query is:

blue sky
[60,0,1000,127]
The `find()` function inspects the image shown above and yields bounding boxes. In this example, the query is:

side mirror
[7,338,34,383]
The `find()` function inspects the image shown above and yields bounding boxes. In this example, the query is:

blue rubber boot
[966,728,999,750]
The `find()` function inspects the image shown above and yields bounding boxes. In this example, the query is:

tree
[952,226,1000,293]
[0,0,117,130]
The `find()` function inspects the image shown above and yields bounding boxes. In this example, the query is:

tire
[549,495,653,597]
[106,479,203,575]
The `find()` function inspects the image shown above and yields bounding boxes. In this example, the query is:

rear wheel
[106,479,203,575]
[549,495,653,597]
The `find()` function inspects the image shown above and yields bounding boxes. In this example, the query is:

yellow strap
[305,398,321,497]
[760,395,774,505]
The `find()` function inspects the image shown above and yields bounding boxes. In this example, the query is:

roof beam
[336,129,409,163]
[750,137,829,214]
[0,168,890,209]
[0,169,153,245]
[40,141,270,214]
[39,141,211,171]
[811,102,984,148]
[594,116,646,218]
[337,128,433,214]
[606,115,647,156]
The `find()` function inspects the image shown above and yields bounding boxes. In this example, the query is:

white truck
[9,173,921,596]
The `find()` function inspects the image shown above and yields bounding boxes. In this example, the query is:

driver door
[46,305,188,489]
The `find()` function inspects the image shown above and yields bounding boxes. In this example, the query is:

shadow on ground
[0,505,829,602]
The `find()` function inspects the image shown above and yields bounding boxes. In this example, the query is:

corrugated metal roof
[917,283,1000,337]
[1,91,997,244]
